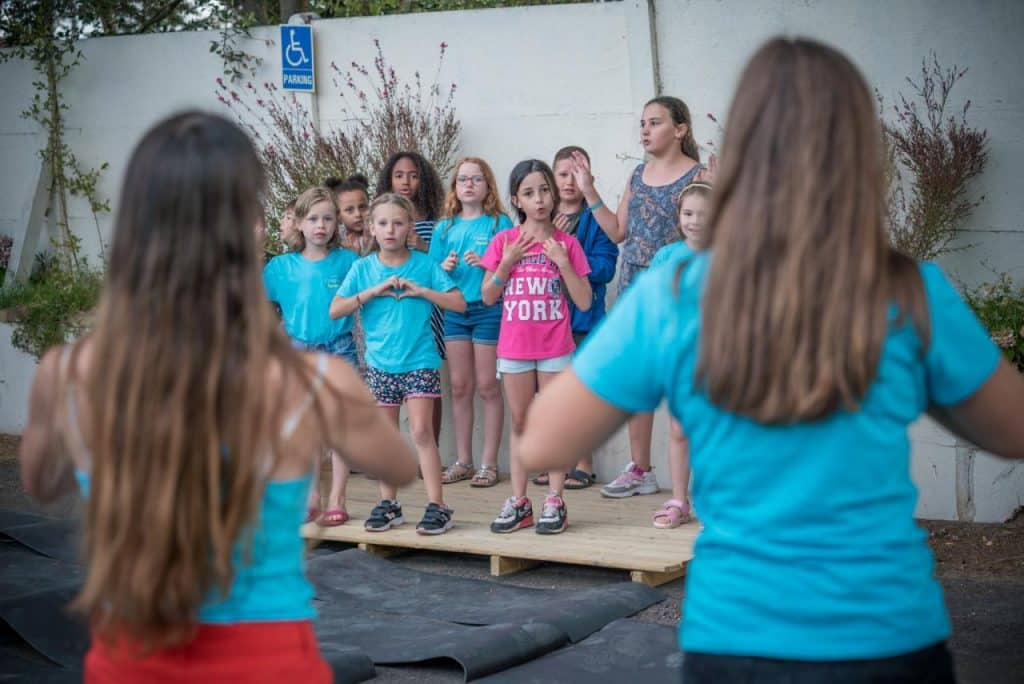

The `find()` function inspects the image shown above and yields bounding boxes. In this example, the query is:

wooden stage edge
[302,474,696,588]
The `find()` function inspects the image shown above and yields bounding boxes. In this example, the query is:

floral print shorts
[365,367,442,407]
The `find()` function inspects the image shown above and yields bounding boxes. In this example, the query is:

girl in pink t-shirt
[480,159,592,535]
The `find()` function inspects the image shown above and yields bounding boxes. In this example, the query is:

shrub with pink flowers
[964,274,1024,374]
[879,54,988,261]
[216,40,460,250]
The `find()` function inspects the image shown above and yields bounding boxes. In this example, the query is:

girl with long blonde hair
[520,38,1024,680]
[19,111,417,682]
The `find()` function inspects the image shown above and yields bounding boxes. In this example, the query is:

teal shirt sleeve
[573,265,670,413]
[338,259,366,298]
[650,242,693,269]
[920,263,1001,406]
[262,256,281,303]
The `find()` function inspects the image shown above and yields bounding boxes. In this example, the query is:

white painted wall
[1,0,1021,519]
[654,0,1024,287]
[0,326,36,435]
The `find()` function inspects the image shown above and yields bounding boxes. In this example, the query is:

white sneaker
[600,462,660,498]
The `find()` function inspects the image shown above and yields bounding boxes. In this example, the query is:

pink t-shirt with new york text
[480,227,591,360]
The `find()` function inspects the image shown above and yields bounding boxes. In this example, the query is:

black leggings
[682,642,956,684]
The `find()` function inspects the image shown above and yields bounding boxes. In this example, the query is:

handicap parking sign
[280,24,315,92]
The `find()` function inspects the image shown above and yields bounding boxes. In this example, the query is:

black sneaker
[415,502,454,536]
[536,495,568,535]
[490,496,534,533]
[364,499,404,531]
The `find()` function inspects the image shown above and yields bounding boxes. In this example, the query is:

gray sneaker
[600,462,660,498]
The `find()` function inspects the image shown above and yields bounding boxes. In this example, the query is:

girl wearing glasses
[431,158,512,488]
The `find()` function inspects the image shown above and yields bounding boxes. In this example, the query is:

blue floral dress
[618,163,702,293]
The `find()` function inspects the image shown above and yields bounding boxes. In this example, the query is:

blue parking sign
[280,25,315,92]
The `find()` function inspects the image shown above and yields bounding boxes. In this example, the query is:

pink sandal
[653,499,692,529]
[317,508,350,527]
[304,506,321,524]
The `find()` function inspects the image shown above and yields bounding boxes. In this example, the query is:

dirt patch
[924,514,1024,581]
[0,433,19,460]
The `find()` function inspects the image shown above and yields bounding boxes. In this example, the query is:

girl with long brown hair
[19,111,417,682]
[519,38,1024,681]
[598,95,704,506]
[430,157,512,488]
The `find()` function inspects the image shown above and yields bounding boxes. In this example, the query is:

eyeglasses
[456,175,485,185]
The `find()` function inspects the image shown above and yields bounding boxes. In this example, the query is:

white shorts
[496,353,573,378]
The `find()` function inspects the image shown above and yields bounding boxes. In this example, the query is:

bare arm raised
[19,348,76,503]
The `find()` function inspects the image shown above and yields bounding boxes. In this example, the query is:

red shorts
[85,620,332,683]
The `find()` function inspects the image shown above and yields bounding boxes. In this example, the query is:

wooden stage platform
[302,474,697,587]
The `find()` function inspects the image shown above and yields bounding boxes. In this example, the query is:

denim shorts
[443,301,502,345]
[495,353,573,377]
[293,333,359,368]
[364,367,442,407]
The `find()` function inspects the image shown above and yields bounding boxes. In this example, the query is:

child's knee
[477,377,501,401]
[408,420,436,447]
[450,375,474,399]
[508,410,528,435]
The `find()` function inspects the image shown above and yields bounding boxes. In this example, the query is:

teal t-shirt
[428,214,513,304]
[649,240,694,269]
[574,255,1000,660]
[263,249,357,345]
[338,251,457,373]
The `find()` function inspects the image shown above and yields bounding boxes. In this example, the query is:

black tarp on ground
[307,549,664,643]
[0,543,87,669]
[477,618,683,684]
[0,645,81,683]
[0,518,82,563]
[314,600,568,681]
[0,510,668,682]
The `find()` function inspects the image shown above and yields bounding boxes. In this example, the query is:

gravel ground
[2,433,1021,683]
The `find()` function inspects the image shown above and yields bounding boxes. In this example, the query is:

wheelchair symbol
[284,29,309,67]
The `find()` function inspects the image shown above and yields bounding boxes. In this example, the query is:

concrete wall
[0,1,641,271]
[1,0,1021,519]
[654,0,1024,287]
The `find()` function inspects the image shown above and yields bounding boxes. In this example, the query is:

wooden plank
[358,542,408,559]
[490,555,541,577]
[630,567,687,587]
[304,474,695,576]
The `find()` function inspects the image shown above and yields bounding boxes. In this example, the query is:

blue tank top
[64,350,326,624]
[75,472,316,623]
